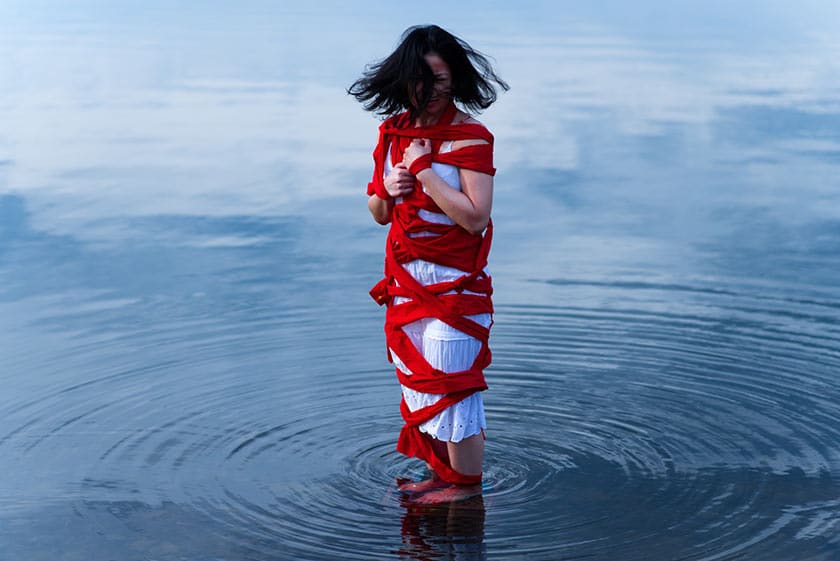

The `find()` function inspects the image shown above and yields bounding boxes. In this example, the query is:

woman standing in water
[349,25,508,504]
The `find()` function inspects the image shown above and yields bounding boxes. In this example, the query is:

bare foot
[398,477,450,495]
[410,484,482,504]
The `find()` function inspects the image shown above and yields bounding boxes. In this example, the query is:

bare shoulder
[452,112,490,149]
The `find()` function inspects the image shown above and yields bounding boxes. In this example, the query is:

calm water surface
[2,1,840,559]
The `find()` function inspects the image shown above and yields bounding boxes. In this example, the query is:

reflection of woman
[399,493,486,560]
[350,25,508,503]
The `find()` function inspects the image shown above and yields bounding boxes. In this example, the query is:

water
[2,1,840,559]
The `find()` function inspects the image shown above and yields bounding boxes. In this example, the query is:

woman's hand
[384,162,416,198]
[402,138,432,172]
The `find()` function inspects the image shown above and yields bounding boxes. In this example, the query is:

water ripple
[2,274,839,559]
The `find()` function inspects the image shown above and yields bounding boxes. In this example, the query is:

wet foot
[410,484,482,504]
[397,477,449,495]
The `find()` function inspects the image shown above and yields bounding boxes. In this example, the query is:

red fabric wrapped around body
[367,103,495,485]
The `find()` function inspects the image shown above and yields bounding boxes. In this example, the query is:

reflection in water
[397,488,486,561]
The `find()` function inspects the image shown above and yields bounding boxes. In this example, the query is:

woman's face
[413,52,452,117]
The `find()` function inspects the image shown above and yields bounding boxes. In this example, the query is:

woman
[349,25,508,504]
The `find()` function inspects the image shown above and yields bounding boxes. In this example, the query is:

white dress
[385,141,492,443]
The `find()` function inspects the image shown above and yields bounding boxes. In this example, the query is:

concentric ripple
[3,273,840,560]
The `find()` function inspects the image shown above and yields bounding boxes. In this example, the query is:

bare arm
[367,194,392,224]
[405,138,493,235]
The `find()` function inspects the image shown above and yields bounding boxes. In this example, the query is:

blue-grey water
[2,1,840,559]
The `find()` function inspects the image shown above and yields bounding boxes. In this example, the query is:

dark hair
[348,25,509,118]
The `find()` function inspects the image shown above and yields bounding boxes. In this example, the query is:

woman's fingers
[385,176,415,197]
[402,138,432,167]
[385,161,419,197]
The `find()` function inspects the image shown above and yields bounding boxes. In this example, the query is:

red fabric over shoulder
[366,103,495,198]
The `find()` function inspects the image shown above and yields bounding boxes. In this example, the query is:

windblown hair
[348,25,509,119]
